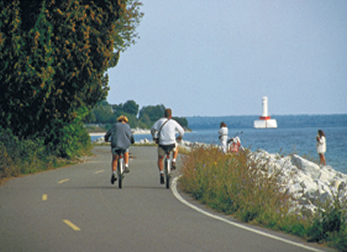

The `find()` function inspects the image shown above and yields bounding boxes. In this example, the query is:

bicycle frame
[164,151,171,189]
[116,150,125,189]
[163,147,175,189]
[159,144,176,189]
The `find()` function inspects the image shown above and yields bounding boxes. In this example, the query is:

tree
[173,117,188,128]
[123,100,139,116]
[89,102,116,124]
[0,0,143,150]
[139,105,166,123]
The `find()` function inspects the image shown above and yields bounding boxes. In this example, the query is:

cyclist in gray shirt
[105,115,134,183]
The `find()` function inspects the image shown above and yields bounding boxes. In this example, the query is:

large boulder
[250,150,347,217]
[291,154,321,180]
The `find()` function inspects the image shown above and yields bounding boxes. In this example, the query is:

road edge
[171,175,325,252]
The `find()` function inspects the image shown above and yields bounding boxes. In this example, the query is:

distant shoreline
[89,128,193,136]
[89,128,151,137]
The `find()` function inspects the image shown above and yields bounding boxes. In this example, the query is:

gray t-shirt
[105,123,134,150]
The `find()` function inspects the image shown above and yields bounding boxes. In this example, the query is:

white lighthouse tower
[253,96,277,128]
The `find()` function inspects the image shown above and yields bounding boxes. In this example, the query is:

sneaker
[160,174,165,184]
[111,174,117,184]
[172,161,176,170]
[125,167,130,173]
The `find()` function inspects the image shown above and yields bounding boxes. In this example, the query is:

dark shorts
[158,143,177,156]
[111,147,128,155]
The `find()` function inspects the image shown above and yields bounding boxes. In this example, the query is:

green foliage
[0,0,143,154]
[122,100,139,115]
[307,197,347,250]
[54,107,93,158]
[88,100,190,129]
[139,104,165,122]
[0,123,92,183]
[89,102,117,124]
[173,116,189,129]
[0,126,58,180]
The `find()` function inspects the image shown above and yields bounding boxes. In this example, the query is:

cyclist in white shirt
[151,108,184,184]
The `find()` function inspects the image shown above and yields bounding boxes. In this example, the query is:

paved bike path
[0,146,335,252]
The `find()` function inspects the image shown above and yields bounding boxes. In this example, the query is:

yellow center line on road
[42,194,48,201]
[63,219,81,231]
[94,169,104,174]
[58,179,70,184]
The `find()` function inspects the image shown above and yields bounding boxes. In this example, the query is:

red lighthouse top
[259,116,271,120]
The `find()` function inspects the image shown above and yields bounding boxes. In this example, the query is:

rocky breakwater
[250,149,347,217]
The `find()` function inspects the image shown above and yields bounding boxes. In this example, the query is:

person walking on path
[316,129,326,166]
[151,108,184,184]
[218,122,228,154]
[105,115,134,184]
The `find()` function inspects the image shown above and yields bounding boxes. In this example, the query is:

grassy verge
[179,146,347,251]
[0,129,92,185]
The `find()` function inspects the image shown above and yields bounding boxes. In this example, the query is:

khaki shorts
[158,143,177,157]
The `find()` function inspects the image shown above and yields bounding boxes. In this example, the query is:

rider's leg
[112,154,118,172]
[158,154,165,184]
[173,146,179,160]
[158,154,164,172]
[158,146,165,184]
[172,144,179,169]
[124,150,130,173]
[124,151,129,166]
[157,146,165,172]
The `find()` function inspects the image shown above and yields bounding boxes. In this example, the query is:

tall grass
[179,146,347,251]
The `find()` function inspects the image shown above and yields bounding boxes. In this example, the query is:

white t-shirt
[151,118,184,145]
[218,127,229,142]
[316,136,326,154]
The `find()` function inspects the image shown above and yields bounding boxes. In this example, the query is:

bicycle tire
[118,157,123,189]
[165,157,170,189]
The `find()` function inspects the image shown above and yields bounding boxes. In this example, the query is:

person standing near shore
[316,129,326,166]
[218,122,228,154]
[104,115,134,184]
[151,108,184,184]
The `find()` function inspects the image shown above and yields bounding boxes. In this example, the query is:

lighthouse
[253,97,277,128]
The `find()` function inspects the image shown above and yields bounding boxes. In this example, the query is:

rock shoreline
[250,149,347,217]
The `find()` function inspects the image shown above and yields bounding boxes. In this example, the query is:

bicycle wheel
[118,157,123,189]
[165,157,170,189]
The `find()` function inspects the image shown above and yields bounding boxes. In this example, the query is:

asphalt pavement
[0,146,336,252]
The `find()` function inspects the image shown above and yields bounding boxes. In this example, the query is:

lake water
[92,126,347,175]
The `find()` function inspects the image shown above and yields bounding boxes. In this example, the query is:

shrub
[307,195,347,250]
[180,146,291,224]
[0,124,91,182]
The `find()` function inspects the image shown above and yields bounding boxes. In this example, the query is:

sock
[160,170,164,174]
[172,159,176,163]
[125,164,129,168]
[113,171,117,175]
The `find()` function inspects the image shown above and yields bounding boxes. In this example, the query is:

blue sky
[107,0,347,117]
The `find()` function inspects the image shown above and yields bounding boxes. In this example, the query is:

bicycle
[160,144,176,189]
[112,149,127,189]
[227,131,244,153]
